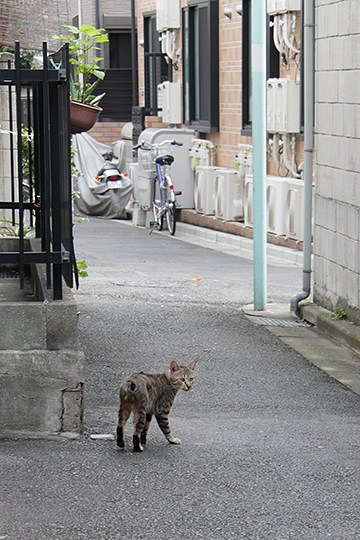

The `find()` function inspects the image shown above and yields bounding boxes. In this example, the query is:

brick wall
[314,0,360,323]
[88,122,126,146]
[0,0,71,50]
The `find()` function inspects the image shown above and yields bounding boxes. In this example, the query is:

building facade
[314,0,360,323]
[134,0,360,323]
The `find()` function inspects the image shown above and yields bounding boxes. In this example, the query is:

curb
[176,222,303,266]
[301,303,360,356]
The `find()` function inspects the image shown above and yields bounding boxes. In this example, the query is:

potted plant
[54,24,109,134]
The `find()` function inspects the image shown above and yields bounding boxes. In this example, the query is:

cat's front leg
[155,413,181,445]
[140,413,153,445]
[166,434,181,445]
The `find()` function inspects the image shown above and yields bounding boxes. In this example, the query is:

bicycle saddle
[155,154,174,166]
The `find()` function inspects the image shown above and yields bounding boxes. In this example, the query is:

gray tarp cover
[72,133,133,219]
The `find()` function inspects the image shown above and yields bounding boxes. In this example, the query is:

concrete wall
[314,0,360,323]
[0,239,85,435]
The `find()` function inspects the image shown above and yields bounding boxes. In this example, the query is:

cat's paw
[133,443,144,452]
[167,435,181,445]
[133,435,144,452]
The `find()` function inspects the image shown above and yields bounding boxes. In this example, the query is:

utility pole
[251,0,267,311]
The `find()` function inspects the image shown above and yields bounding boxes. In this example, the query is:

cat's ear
[188,360,197,370]
[170,360,180,372]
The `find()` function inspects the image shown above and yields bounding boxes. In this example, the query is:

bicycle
[134,139,183,236]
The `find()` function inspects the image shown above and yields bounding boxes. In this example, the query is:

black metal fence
[0,42,75,300]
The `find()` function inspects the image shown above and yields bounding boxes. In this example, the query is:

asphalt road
[1,218,359,540]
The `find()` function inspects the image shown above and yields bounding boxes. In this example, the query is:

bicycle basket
[138,148,155,174]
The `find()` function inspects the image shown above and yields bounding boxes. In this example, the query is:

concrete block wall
[314,0,360,323]
[0,239,85,435]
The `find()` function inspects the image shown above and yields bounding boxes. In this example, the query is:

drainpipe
[290,0,314,316]
[95,0,100,29]
[131,0,139,107]
[251,0,267,310]
[78,0,82,27]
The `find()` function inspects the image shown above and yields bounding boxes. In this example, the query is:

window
[242,0,279,133]
[183,0,219,132]
[144,14,172,116]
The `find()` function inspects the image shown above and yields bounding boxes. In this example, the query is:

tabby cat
[116,360,196,452]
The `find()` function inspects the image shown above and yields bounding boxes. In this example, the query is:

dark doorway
[96,30,134,122]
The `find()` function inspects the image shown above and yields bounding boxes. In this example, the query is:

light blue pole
[251,0,267,310]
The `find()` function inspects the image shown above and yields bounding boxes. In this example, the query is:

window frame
[182,0,219,133]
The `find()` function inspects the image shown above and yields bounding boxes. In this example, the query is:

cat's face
[169,360,196,391]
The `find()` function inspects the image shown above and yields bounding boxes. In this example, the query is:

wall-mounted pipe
[283,13,300,54]
[95,0,100,29]
[290,0,314,316]
[131,0,138,106]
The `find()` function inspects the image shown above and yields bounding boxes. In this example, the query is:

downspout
[95,0,100,29]
[290,0,314,316]
[131,0,139,107]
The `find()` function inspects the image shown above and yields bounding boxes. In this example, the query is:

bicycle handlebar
[133,139,183,151]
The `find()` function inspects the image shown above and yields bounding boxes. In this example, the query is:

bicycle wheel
[167,202,176,236]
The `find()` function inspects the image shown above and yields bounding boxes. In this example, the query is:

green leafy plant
[0,45,36,68]
[331,308,346,321]
[0,220,35,238]
[54,24,108,106]
[76,259,88,278]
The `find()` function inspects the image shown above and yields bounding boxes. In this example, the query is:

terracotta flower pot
[70,100,102,134]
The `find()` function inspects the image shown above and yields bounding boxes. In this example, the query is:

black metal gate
[0,42,75,300]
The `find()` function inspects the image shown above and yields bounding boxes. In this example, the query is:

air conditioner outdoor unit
[194,166,220,215]
[244,174,254,227]
[215,168,243,221]
[266,175,288,235]
[245,174,303,237]
[285,177,304,240]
